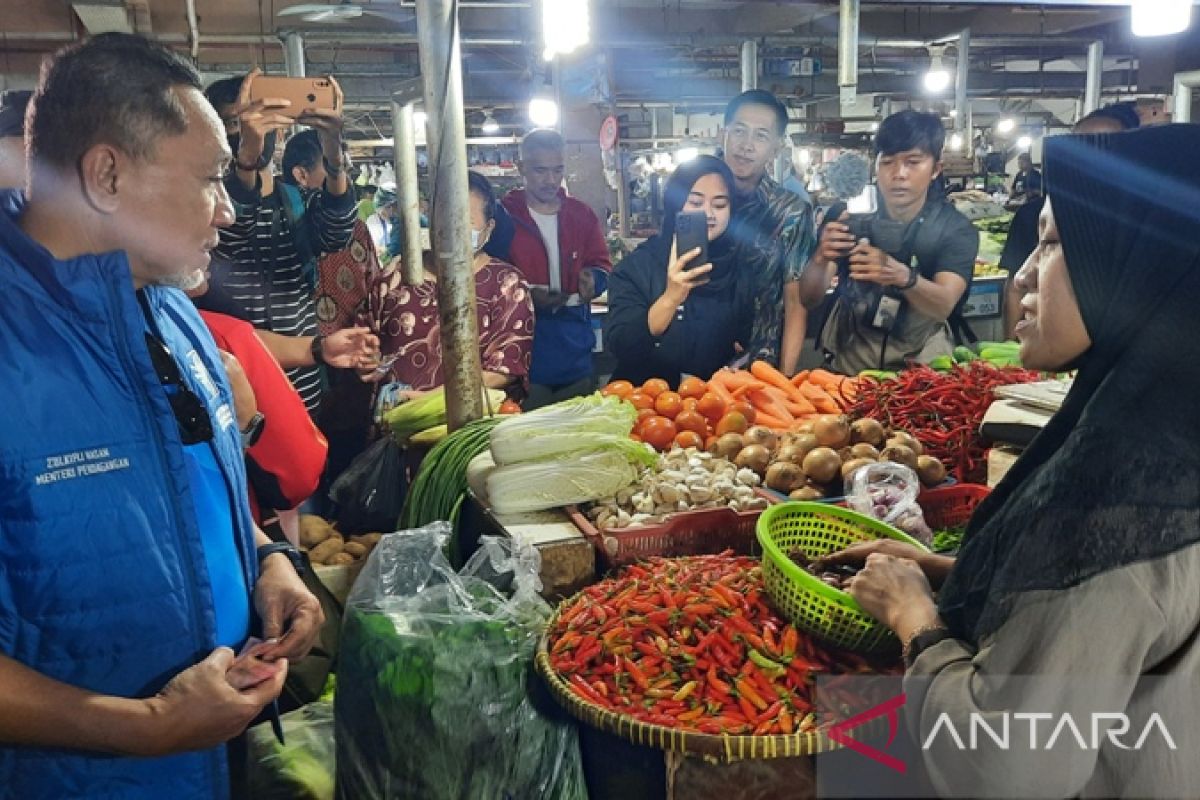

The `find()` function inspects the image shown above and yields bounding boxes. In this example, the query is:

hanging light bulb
[543,0,590,60]
[923,49,952,94]
[1131,0,1192,36]
[1016,135,1033,150]
[481,111,500,134]
[528,96,559,128]
[996,118,1016,135]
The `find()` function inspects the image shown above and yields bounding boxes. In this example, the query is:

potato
[298,514,334,548]
[327,552,356,566]
[343,541,368,558]
[350,532,383,548]
[308,534,344,564]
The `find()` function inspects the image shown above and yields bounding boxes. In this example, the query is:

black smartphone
[674,211,708,269]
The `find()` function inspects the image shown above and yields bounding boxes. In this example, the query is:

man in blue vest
[0,33,323,799]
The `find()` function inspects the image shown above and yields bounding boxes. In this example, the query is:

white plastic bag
[845,462,933,545]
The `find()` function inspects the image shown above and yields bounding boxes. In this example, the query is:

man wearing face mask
[365,170,534,400]
[202,70,357,419]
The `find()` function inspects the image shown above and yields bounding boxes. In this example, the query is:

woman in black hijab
[605,155,753,387]
[818,125,1200,797]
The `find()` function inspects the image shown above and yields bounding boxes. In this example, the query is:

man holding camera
[799,110,978,375]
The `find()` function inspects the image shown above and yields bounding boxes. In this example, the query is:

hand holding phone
[247,76,340,119]
[673,211,709,269]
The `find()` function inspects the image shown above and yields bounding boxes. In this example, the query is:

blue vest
[0,191,258,799]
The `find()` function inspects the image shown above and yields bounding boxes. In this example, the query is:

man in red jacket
[502,129,611,409]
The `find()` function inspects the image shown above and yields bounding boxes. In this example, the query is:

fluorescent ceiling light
[1131,0,1192,36]
[528,97,559,128]
[675,147,700,164]
[996,118,1016,135]
[543,0,590,60]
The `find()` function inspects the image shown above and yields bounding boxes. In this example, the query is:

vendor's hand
[578,269,598,304]
[817,540,954,589]
[136,647,287,756]
[531,287,568,312]
[218,351,258,431]
[232,69,292,168]
[816,211,856,263]
[664,243,713,306]
[849,240,911,287]
[847,553,938,636]
[253,556,324,662]
[322,326,380,370]
[295,76,346,160]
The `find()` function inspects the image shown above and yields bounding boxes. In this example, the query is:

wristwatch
[903,624,953,667]
[257,542,306,576]
[240,411,266,450]
[310,335,326,366]
[900,263,920,291]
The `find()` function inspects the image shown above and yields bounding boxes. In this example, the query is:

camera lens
[307,93,316,102]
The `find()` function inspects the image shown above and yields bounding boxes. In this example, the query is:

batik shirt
[730,174,817,364]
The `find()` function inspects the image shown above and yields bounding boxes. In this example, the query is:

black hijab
[651,155,739,296]
[939,124,1200,643]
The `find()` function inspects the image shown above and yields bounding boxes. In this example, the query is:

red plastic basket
[917,483,991,530]
[567,490,776,571]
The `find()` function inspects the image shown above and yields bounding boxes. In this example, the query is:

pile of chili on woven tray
[546,553,897,737]
[850,362,1043,484]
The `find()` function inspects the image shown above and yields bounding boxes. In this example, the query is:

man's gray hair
[519,128,564,161]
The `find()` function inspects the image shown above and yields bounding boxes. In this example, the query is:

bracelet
[900,263,920,291]
[903,623,953,667]
[310,335,326,366]
[323,156,343,177]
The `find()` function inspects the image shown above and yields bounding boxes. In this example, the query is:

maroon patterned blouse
[367,258,534,392]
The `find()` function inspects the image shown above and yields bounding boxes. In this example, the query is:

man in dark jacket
[0,34,321,799]
[502,129,612,409]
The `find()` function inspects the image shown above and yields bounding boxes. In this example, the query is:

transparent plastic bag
[335,523,587,800]
[248,701,335,800]
[845,462,933,545]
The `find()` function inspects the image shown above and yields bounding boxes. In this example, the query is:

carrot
[748,389,795,424]
[721,370,763,391]
[790,370,811,387]
[812,397,842,415]
[730,381,766,400]
[807,369,844,390]
[798,382,834,404]
[762,386,816,417]
[752,412,792,430]
[750,361,806,403]
[707,379,736,406]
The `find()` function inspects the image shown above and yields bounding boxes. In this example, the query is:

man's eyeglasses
[727,124,777,148]
[144,333,214,445]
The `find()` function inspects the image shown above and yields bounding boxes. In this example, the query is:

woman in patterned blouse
[366,170,534,400]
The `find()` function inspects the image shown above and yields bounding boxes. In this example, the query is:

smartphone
[674,211,708,269]
[248,76,339,118]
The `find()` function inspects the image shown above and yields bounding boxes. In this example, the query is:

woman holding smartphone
[606,155,752,388]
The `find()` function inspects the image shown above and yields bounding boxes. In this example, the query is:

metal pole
[955,28,970,133]
[616,147,630,237]
[740,40,759,92]
[1174,70,1200,123]
[283,32,306,77]
[838,0,860,109]
[415,0,484,428]
[1084,40,1103,113]
[392,100,426,287]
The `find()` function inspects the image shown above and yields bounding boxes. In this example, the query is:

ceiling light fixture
[675,146,700,164]
[528,96,559,128]
[923,48,952,94]
[1017,135,1033,150]
[949,132,964,151]
[481,111,500,134]
[543,0,590,61]
[1131,0,1192,36]
[996,117,1016,135]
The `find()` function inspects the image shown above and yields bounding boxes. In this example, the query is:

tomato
[498,399,522,414]
[730,400,758,425]
[674,430,704,450]
[635,407,658,429]
[681,397,700,413]
[678,376,708,400]
[715,411,749,437]
[642,378,670,398]
[654,391,683,419]
[674,410,708,436]
[696,393,727,424]
[601,380,635,399]
[640,417,678,451]
[627,391,655,411]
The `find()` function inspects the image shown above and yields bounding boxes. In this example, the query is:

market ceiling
[2,1,1198,138]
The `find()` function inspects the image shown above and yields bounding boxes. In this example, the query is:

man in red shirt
[502,129,611,409]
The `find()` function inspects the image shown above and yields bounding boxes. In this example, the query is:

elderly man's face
[112,87,235,288]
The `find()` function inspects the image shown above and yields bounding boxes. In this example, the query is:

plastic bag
[845,462,933,545]
[248,701,336,800]
[328,436,406,534]
[335,523,587,800]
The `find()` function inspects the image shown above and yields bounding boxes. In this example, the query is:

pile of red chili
[850,362,1042,483]
[547,553,890,737]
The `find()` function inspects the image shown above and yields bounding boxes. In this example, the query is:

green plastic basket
[756,502,929,654]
